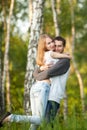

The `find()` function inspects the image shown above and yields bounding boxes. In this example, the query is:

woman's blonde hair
[36,34,52,66]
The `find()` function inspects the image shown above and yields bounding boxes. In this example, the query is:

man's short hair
[54,36,66,47]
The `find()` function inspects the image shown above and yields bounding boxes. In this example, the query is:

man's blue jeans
[45,100,60,123]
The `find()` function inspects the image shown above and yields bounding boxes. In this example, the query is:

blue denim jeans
[45,101,60,123]
[30,81,50,130]
[10,81,50,130]
[30,81,50,119]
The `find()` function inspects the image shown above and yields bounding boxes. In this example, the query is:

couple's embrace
[0,34,71,130]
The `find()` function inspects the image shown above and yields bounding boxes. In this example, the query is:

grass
[1,112,87,130]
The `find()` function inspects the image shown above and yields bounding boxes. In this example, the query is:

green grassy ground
[1,112,87,130]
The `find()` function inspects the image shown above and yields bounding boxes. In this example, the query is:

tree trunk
[28,0,33,27]
[24,0,44,115]
[63,91,68,120]
[0,43,3,114]
[69,0,85,112]
[1,0,7,114]
[2,0,14,112]
[51,0,60,36]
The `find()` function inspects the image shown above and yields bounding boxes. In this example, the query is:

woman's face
[45,37,55,51]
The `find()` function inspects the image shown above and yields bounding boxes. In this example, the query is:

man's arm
[33,58,70,80]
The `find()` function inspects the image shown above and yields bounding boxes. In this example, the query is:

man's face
[55,40,64,53]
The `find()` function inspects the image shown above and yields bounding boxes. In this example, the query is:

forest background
[0,0,87,129]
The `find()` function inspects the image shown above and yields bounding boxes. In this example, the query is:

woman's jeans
[10,81,50,130]
[30,81,50,130]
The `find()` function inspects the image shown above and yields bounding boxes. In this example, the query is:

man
[33,36,71,123]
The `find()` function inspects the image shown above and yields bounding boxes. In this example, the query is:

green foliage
[43,6,55,36]
[9,36,28,112]
[0,122,30,130]
[59,0,71,35]
[14,0,28,20]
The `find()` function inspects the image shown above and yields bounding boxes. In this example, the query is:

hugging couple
[0,34,71,130]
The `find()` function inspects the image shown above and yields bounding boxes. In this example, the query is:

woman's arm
[40,63,53,71]
[33,58,70,80]
[50,52,71,59]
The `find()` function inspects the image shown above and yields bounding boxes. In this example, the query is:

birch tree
[0,40,3,114]
[28,0,33,28]
[2,0,14,111]
[69,0,85,112]
[51,0,60,36]
[24,0,44,114]
[0,0,7,113]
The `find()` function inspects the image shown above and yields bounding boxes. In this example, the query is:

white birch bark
[2,0,14,111]
[63,91,68,120]
[24,0,44,114]
[69,0,85,112]
[0,49,3,114]
[28,0,33,27]
[0,15,4,114]
[51,0,60,36]
[1,0,7,114]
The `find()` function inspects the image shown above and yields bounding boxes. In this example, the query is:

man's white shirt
[44,51,70,104]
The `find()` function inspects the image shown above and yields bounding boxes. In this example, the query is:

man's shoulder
[59,58,70,62]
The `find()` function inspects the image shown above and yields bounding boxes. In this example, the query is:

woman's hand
[40,63,54,71]
[64,53,72,59]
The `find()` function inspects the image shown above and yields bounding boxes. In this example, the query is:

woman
[0,34,71,130]
[0,34,55,129]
